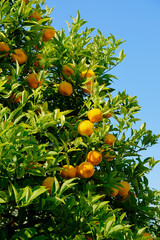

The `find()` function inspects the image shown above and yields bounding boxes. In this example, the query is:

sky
[46,0,160,191]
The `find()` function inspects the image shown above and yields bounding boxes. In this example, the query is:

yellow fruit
[58,81,73,96]
[104,133,116,146]
[33,54,44,68]
[77,162,94,178]
[109,187,119,197]
[42,28,55,42]
[78,120,94,136]
[118,181,131,197]
[42,177,55,194]
[29,11,41,21]
[142,233,153,240]
[88,108,102,123]
[80,69,95,79]
[11,49,27,65]
[27,73,43,89]
[60,165,77,179]
[87,151,102,165]
[62,64,74,77]
[0,42,10,57]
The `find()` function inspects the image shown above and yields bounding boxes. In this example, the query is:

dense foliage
[0,0,159,239]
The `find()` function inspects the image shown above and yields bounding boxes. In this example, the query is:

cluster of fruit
[41,108,115,189]
[109,181,136,200]
[0,0,56,101]
[0,26,54,88]
[58,64,95,96]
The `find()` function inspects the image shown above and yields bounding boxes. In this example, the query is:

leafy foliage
[0,0,159,239]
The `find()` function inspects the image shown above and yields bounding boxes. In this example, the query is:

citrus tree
[0,0,160,239]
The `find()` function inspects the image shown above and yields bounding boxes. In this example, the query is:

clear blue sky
[46,0,160,190]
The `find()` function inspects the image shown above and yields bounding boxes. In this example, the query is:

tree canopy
[0,0,159,239]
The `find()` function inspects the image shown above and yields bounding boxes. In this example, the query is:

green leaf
[105,215,115,233]
[22,90,28,104]
[120,212,126,222]
[94,201,109,212]
[0,198,6,203]
[11,184,19,205]
[32,236,48,240]
[8,106,23,121]
[109,224,127,234]
[59,178,77,195]
[74,235,86,240]
[13,228,36,240]
[51,177,60,194]
[60,138,68,152]
[28,186,47,203]
[137,227,147,236]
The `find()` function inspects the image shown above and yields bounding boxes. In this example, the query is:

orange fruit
[75,165,83,178]
[27,73,43,89]
[85,236,93,240]
[109,187,119,197]
[88,108,103,123]
[35,104,43,114]
[118,181,131,197]
[11,49,27,65]
[42,28,55,42]
[58,81,73,96]
[10,221,17,227]
[78,120,94,136]
[29,11,41,21]
[23,0,29,3]
[80,70,95,94]
[62,64,74,77]
[33,42,44,51]
[60,165,77,179]
[82,78,94,94]
[0,42,10,57]
[142,233,153,240]
[33,54,44,68]
[77,162,94,178]
[25,161,41,170]
[42,177,55,194]
[3,120,13,126]
[87,151,102,165]
[80,69,95,79]
[102,149,115,161]
[104,133,116,146]
[105,112,112,118]
[9,93,21,103]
